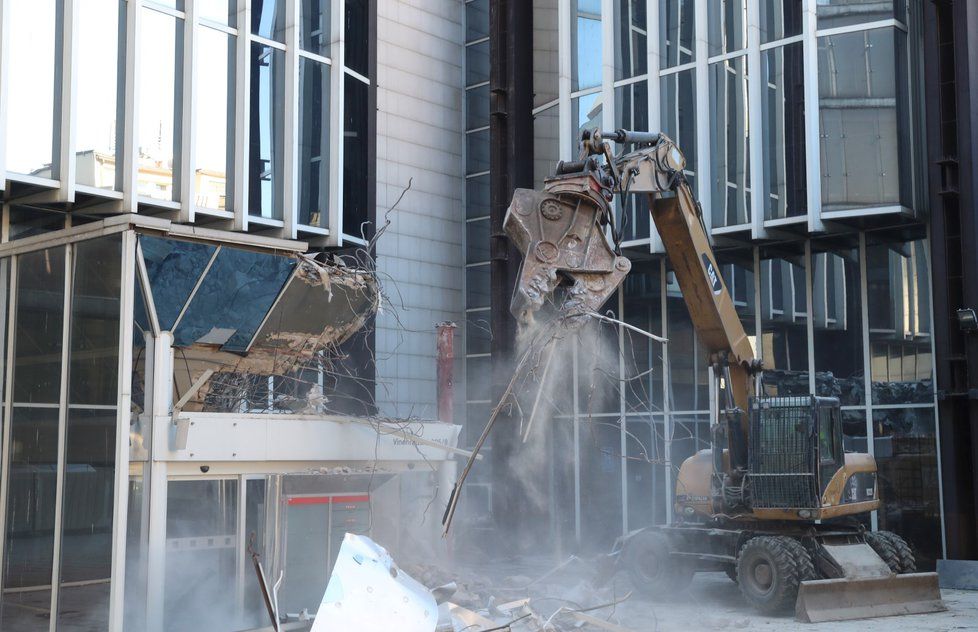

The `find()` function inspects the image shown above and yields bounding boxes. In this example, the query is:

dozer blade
[795,572,945,623]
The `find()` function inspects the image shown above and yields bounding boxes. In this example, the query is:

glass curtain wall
[0,236,126,631]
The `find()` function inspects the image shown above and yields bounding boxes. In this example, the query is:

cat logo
[702,254,723,295]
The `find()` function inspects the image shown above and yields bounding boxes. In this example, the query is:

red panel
[286,494,370,506]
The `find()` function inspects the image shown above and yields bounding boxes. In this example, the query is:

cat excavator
[503,128,945,622]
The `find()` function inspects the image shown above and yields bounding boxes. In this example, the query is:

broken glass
[139,236,216,331]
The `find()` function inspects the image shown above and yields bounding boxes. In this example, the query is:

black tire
[725,566,738,583]
[865,531,902,574]
[877,531,917,573]
[736,536,812,614]
[624,530,694,598]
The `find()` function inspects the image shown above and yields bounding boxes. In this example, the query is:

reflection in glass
[13,248,65,403]
[872,408,940,569]
[760,0,802,43]
[299,59,330,228]
[467,0,489,41]
[198,0,235,24]
[466,40,489,87]
[661,70,697,188]
[812,248,864,405]
[818,28,910,211]
[252,0,285,41]
[173,248,295,351]
[573,93,603,142]
[343,76,369,237]
[140,236,217,331]
[76,0,122,189]
[660,0,694,69]
[668,279,708,411]
[4,0,56,176]
[138,8,180,201]
[762,43,806,220]
[572,0,602,91]
[196,28,235,212]
[760,256,809,396]
[817,0,905,29]
[467,175,490,219]
[243,479,269,623]
[57,410,117,628]
[300,0,330,56]
[720,259,756,336]
[709,0,748,56]
[0,409,59,631]
[533,106,559,189]
[249,42,285,219]
[8,206,66,241]
[615,0,646,80]
[616,82,651,241]
[710,57,751,227]
[867,240,933,404]
[466,266,490,309]
[466,129,490,175]
[69,236,122,406]
[533,0,559,107]
[164,480,238,631]
[345,0,369,75]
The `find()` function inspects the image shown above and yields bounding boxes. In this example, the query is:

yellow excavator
[503,129,945,622]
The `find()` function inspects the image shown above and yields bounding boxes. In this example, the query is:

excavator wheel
[623,530,694,598]
[724,566,738,584]
[867,531,917,574]
[736,536,814,614]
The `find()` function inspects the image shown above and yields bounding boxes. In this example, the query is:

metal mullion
[56,0,78,202]
[658,60,696,76]
[171,244,221,332]
[759,33,803,51]
[135,239,161,336]
[660,259,672,523]
[618,289,627,535]
[235,474,247,617]
[466,35,489,46]
[250,33,287,50]
[572,341,581,545]
[107,231,136,632]
[467,170,490,178]
[343,67,370,87]
[144,1,185,19]
[326,0,345,245]
[122,0,144,212]
[0,0,9,190]
[802,0,824,232]
[199,17,236,35]
[0,254,17,598]
[298,48,332,65]
[612,73,647,88]
[746,0,766,240]
[179,0,198,222]
[922,227,947,559]
[532,98,559,115]
[282,0,300,239]
[706,49,748,64]
[466,125,490,134]
[805,240,816,394]
[815,18,905,39]
[232,1,251,230]
[558,0,572,162]
[693,0,711,234]
[857,232,878,531]
[48,244,75,632]
[569,85,602,99]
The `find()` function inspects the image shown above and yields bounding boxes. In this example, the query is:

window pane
[345,0,369,76]
[660,0,695,69]
[467,0,489,41]
[138,8,180,201]
[466,175,489,219]
[573,92,602,142]
[252,0,285,41]
[872,408,940,569]
[533,0,559,107]
[466,40,489,87]
[709,0,748,56]
[466,129,489,175]
[760,0,803,43]
[343,75,369,238]
[196,28,234,212]
[667,277,708,411]
[56,409,117,628]
[466,85,489,131]
[173,248,295,351]
[615,0,647,80]
[623,261,663,411]
[762,43,807,220]
[198,0,235,24]
[572,0,602,91]
[867,240,933,404]
[466,312,492,355]
[710,56,751,227]
[70,237,122,406]
[533,106,559,189]
[5,0,57,176]
[660,70,697,187]
[466,219,489,265]
[140,236,217,331]
[817,0,906,29]
[300,0,330,56]
[8,206,65,241]
[248,42,285,219]
[812,247,864,405]
[299,59,330,228]
[818,28,910,211]
[14,248,65,404]
[466,266,490,309]
[76,0,122,189]
[760,255,809,395]
[0,408,59,632]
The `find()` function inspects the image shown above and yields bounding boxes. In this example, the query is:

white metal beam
[802,0,825,232]
[282,0,300,239]
[326,0,345,245]
[0,0,9,191]
[694,0,712,236]
[122,0,144,213]
[178,0,198,222]
[233,0,251,230]
[56,0,79,203]
[746,0,767,240]
[0,255,18,598]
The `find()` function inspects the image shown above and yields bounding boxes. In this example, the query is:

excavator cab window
[816,400,844,492]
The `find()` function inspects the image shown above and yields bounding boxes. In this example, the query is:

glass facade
[0,0,373,243]
[461,1,941,567]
